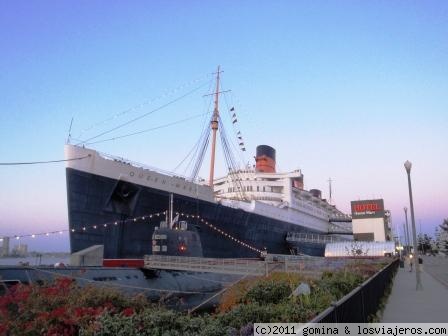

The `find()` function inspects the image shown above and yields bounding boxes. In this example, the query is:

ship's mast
[209,66,222,186]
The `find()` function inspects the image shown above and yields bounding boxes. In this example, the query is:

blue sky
[0,1,447,252]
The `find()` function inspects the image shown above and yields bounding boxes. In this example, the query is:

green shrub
[318,269,364,299]
[243,280,291,304]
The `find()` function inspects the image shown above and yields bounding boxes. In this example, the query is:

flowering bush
[0,277,147,336]
[0,261,385,335]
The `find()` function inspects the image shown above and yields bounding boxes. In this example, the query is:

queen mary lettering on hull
[65,67,351,261]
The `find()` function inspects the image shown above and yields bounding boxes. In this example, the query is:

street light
[404,160,423,290]
[404,207,411,253]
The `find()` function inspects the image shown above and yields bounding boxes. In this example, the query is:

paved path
[381,256,448,322]
[420,256,448,288]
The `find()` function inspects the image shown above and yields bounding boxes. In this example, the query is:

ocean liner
[65,67,351,261]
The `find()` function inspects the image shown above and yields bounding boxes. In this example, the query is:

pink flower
[122,307,134,317]
[50,306,67,319]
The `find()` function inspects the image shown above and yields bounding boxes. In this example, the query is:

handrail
[308,258,399,323]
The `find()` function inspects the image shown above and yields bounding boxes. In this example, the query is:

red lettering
[353,202,382,213]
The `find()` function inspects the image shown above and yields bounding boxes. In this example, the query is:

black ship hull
[66,168,325,259]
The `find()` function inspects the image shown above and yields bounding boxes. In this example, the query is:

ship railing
[95,148,202,183]
[144,255,268,276]
[143,254,345,277]
[286,232,350,244]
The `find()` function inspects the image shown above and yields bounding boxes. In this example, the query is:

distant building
[1,237,10,257]
[11,243,28,257]
[351,199,392,242]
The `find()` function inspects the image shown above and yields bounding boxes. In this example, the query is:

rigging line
[84,113,208,146]
[191,132,210,180]
[77,80,212,145]
[187,108,214,180]
[219,118,246,200]
[190,130,211,181]
[0,155,90,166]
[184,109,213,177]
[183,93,215,176]
[173,94,214,174]
[219,124,240,198]
[77,74,210,138]
[173,135,202,173]
[173,114,210,175]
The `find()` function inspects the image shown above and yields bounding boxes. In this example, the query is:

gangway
[286,232,351,245]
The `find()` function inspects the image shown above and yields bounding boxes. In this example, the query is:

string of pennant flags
[1,210,262,254]
[230,107,246,152]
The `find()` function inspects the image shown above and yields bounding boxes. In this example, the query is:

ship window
[154,178,158,182]
[257,186,259,191]
[263,187,265,192]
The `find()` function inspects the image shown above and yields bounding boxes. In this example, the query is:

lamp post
[402,223,408,253]
[404,207,410,253]
[404,160,423,290]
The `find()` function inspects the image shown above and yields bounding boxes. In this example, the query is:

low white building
[351,199,391,242]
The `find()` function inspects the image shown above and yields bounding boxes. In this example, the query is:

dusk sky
[1,1,447,252]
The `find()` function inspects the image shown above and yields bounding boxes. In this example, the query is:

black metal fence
[310,258,399,323]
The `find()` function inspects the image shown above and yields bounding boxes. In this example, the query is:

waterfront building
[0,237,10,257]
[11,243,28,257]
[351,199,392,242]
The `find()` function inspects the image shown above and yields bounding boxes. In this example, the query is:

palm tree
[438,219,448,255]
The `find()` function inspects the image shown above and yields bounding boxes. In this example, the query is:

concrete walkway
[381,259,448,322]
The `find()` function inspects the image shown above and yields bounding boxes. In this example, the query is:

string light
[3,209,261,253]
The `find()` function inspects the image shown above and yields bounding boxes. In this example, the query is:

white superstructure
[214,168,351,232]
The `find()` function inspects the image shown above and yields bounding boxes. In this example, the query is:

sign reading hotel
[351,199,385,219]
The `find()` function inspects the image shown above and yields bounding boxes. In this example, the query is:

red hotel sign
[351,199,385,219]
